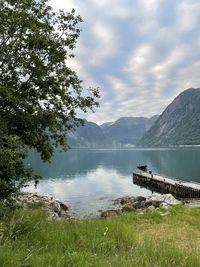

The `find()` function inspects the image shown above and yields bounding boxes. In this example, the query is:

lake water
[27,148,200,217]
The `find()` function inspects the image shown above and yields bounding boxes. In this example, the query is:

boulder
[142,201,153,208]
[121,204,135,212]
[132,201,142,209]
[113,196,137,206]
[147,194,181,206]
[50,201,61,216]
[135,196,146,202]
[120,197,131,205]
[60,202,68,211]
[101,210,121,219]
[151,200,162,208]
[17,193,69,219]
[147,205,155,211]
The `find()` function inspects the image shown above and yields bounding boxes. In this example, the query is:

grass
[0,204,200,267]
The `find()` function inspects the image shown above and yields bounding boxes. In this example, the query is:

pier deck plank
[139,172,200,190]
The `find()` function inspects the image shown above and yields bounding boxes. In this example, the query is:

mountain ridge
[68,115,159,148]
[138,88,200,147]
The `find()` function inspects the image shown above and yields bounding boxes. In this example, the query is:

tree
[0,0,100,201]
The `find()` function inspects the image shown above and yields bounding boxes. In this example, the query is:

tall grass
[0,204,199,267]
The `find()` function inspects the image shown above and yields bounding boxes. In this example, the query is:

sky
[49,0,200,125]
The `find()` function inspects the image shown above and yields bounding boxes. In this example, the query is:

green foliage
[0,0,100,200]
[0,132,34,201]
[0,206,200,266]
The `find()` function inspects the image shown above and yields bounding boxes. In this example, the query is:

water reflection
[27,167,151,217]
[27,148,200,216]
[141,149,200,181]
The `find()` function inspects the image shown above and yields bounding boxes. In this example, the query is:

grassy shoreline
[0,204,200,267]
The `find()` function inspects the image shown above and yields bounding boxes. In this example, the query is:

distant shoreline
[68,145,200,150]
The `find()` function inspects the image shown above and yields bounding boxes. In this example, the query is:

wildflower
[103,227,108,236]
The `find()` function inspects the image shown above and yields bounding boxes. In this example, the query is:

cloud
[49,0,78,11]
[106,76,131,102]
[176,2,200,32]
[89,21,119,66]
[49,0,200,124]
[25,166,151,216]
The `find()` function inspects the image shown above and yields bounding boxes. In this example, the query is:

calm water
[27,148,200,217]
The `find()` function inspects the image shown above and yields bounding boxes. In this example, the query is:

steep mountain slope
[101,122,113,129]
[101,116,159,146]
[67,121,108,148]
[138,88,200,146]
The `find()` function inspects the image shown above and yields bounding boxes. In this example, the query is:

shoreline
[17,191,200,220]
[16,192,70,219]
[1,193,200,266]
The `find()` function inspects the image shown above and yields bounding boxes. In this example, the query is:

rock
[121,204,135,212]
[151,200,162,208]
[142,201,153,208]
[147,205,155,211]
[135,196,146,202]
[147,194,181,206]
[119,196,134,205]
[132,201,142,209]
[113,199,120,205]
[16,193,69,219]
[113,196,136,206]
[101,210,121,219]
[143,200,162,208]
[51,212,61,221]
[120,197,130,205]
[60,202,68,211]
[160,202,170,209]
[162,194,182,205]
[50,201,61,215]
[112,193,179,216]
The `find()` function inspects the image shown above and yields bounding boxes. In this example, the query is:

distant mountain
[138,88,200,147]
[100,122,114,129]
[67,116,159,148]
[101,116,159,146]
[68,121,108,148]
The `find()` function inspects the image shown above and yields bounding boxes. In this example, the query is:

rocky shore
[101,193,182,218]
[16,192,69,219]
[16,192,199,220]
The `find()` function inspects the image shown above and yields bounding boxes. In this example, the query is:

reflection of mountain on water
[27,148,200,183]
[28,149,145,178]
[141,148,200,182]
[27,148,200,216]
[28,149,106,178]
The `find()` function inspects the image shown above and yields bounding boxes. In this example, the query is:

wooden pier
[133,172,200,198]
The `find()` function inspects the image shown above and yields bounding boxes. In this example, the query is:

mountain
[138,88,200,147]
[67,116,159,148]
[101,122,114,129]
[101,116,159,146]
[68,121,108,148]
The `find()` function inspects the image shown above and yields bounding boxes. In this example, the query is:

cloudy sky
[50,0,200,124]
